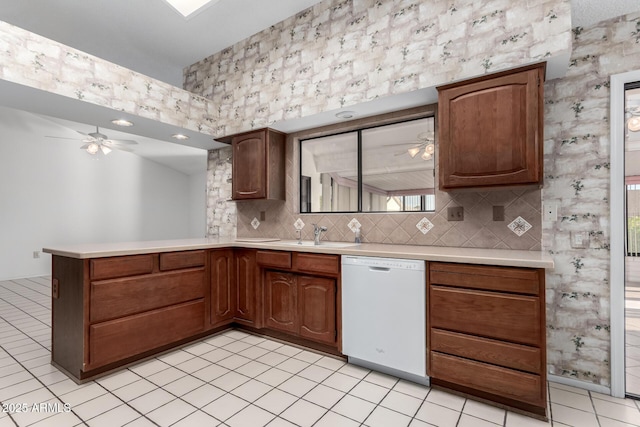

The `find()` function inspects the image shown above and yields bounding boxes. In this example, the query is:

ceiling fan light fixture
[407,146,421,158]
[421,151,432,161]
[425,143,435,154]
[86,142,100,155]
[629,117,640,132]
[100,145,112,155]
[111,119,134,127]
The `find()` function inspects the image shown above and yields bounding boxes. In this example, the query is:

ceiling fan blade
[45,135,80,140]
[113,146,135,153]
[107,139,138,145]
[75,130,89,136]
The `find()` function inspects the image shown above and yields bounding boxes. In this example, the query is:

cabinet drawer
[431,329,541,374]
[90,255,154,280]
[89,299,205,368]
[90,269,205,323]
[256,250,292,269]
[430,352,544,407]
[159,250,205,271]
[429,262,541,295]
[430,286,541,346]
[296,253,339,275]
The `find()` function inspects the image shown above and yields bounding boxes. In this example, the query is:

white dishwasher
[341,255,427,384]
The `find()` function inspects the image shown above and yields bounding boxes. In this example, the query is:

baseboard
[548,374,611,395]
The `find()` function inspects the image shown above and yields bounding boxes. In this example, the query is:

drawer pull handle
[369,267,390,272]
[238,190,258,195]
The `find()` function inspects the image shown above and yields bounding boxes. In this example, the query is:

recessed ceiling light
[111,119,134,127]
[163,0,221,18]
[336,111,356,119]
[172,134,190,140]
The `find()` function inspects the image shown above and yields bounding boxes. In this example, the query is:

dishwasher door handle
[369,266,390,272]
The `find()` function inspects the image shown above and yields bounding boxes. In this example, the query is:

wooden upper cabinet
[437,62,545,190]
[231,128,286,200]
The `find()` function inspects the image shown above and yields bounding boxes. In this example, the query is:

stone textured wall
[206,147,235,238]
[0,20,217,135]
[196,1,640,387]
[194,0,575,250]
[543,12,640,387]
[185,0,571,136]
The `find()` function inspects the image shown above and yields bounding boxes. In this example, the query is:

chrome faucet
[312,224,328,245]
[296,229,302,245]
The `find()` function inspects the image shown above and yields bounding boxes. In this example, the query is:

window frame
[298,113,436,214]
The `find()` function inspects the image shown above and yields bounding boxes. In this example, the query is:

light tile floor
[1,276,640,426]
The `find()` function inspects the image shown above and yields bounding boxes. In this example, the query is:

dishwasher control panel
[342,255,424,271]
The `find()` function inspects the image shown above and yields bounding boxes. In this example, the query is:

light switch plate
[543,203,558,222]
[570,231,589,249]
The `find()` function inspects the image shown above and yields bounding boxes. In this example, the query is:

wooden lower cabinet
[52,250,210,380]
[235,249,259,326]
[210,249,235,326]
[428,262,547,418]
[260,251,339,348]
[298,275,336,345]
[88,300,205,368]
[264,271,297,333]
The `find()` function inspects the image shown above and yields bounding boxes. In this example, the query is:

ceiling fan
[46,126,138,156]
[391,132,435,160]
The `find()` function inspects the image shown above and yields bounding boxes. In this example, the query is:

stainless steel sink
[272,240,359,248]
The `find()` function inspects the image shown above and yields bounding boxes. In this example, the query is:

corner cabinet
[231,128,286,200]
[427,262,547,418]
[437,62,545,190]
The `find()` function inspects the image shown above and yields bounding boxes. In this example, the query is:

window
[299,116,436,213]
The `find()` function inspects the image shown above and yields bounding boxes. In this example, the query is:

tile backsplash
[208,137,542,250]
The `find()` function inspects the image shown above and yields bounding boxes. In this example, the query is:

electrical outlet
[492,206,505,221]
[52,279,59,299]
[33,251,40,259]
[543,203,557,222]
[447,206,464,221]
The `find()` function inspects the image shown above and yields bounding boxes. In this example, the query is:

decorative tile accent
[348,218,361,233]
[416,218,434,235]
[251,218,260,230]
[508,216,532,237]
[293,218,305,230]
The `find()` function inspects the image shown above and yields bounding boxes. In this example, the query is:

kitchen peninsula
[44,237,553,417]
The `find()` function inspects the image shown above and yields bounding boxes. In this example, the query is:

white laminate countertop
[43,238,554,269]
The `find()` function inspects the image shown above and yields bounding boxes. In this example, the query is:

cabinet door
[210,249,235,326]
[232,131,266,199]
[297,276,336,345]
[438,64,543,190]
[264,271,297,333]
[235,249,257,325]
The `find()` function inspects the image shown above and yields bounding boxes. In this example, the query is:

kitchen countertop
[43,237,554,269]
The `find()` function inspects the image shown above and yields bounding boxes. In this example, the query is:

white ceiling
[0,0,639,175]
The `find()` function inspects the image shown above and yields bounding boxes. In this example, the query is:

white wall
[0,108,197,280]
